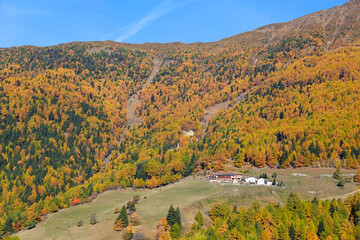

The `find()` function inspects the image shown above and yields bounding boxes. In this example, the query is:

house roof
[212,173,241,176]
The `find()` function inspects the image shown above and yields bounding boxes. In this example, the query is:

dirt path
[323,188,360,201]
[201,91,249,137]
[269,188,285,206]
[103,57,163,166]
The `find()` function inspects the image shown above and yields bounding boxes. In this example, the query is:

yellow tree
[354,168,360,183]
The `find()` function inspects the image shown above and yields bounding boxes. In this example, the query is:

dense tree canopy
[0,25,360,235]
[186,193,360,240]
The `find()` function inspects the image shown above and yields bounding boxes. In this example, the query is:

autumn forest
[1,0,360,237]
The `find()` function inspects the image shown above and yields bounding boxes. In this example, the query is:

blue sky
[0,0,348,47]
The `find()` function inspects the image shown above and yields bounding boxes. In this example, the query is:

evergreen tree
[3,216,13,233]
[277,223,290,240]
[195,211,204,226]
[166,205,181,229]
[116,206,129,227]
[286,193,301,212]
[175,207,181,228]
[206,227,216,240]
[355,200,360,225]
[166,205,176,227]
[27,220,36,229]
[289,223,296,240]
[311,196,319,205]
[170,223,181,239]
[272,178,277,185]
[233,205,238,214]
[317,218,325,237]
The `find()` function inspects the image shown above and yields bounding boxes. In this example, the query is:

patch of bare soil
[201,91,249,137]
[103,57,163,166]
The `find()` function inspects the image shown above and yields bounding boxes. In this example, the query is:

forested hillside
[185,193,360,239]
[0,42,154,234]
[1,0,360,236]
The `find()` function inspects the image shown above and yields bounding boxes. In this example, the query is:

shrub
[113,219,123,231]
[130,213,142,226]
[90,214,97,225]
[333,167,342,180]
[133,195,140,204]
[123,225,135,240]
[114,207,120,214]
[127,201,136,211]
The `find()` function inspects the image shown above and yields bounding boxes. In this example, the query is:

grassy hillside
[16,168,358,239]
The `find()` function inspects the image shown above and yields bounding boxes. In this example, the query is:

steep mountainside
[216,0,360,50]
[1,0,360,235]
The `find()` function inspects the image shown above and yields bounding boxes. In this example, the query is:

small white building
[245,177,256,184]
[266,180,273,186]
[257,178,266,185]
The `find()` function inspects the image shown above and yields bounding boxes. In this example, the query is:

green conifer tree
[317,218,325,237]
[289,223,296,240]
[175,207,181,228]
[170,223,181,239]
[166,205,176,227]
[195,211,204,226]
[116,206,129,227]
[3,216,13,233]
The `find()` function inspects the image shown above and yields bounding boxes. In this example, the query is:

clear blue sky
[0,0,348,48]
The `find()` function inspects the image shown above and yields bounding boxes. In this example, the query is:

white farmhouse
[266,180,273,186]
[245,177,256,184]
[257,178,266,185]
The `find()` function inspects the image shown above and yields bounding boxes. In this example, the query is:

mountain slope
[215,0,360,50]
[1,0,360,235]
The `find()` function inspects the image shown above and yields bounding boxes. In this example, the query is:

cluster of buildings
[209,173,275,186]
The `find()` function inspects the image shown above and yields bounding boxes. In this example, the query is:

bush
[333,167,342,180]
[77,220,83,227]
[127,201,136,212]
[133,195,140,204]
[114,207,120,214]
[123,225,135,240]
[90,214,97,225]
[130,213,142,226]
[113,219,123,231]
[337,181,344,188]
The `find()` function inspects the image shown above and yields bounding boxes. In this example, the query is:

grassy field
[16,168,358,240]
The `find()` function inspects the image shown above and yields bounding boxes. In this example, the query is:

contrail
[100,0,192,42]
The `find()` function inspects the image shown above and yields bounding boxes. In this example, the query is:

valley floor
[16,168,358,240]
